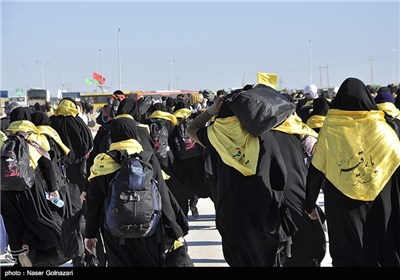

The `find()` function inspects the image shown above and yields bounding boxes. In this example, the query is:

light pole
[99,48,104,92]
[35,59,48,88]
[368,55,374,85]
[393,48,397,84]
[170,60,175,91]
[118,28,122,90]
[308,40,313,84]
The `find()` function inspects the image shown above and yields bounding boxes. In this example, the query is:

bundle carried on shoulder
[224,84,296,137]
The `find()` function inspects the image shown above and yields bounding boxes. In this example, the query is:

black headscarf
[395,88,400,109]
[148,103,169,114]
[10,107,32,123]
[110,117,140,143]
[311,97,331,116]
[116,98,139,120]
[331,77,378,111]
[31,111,51,126]
[217,102,234,118]
[166,97,176,109]
[174,101,190,112]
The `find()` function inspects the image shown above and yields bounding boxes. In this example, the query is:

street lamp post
[35,59,48,88]
[393,48,397,84]
[369,55,374,85]
[118,28,122,90]
[308,40,313,84]
[99,48,104,92]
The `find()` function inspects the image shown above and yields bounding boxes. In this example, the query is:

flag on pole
[257,72,278,88]
[93,72,105,85]
[85,78,93,86]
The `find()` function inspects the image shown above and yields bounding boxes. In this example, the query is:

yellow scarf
[0,130,7,148]
[149,110,178,125]
[306,115,326,129]
[7,121,51,169]
[377,102,400,120]
[312,109,400,201]
[207,116,259,176]
[37,125,70,156]
[55,99,79,117]
[273,114,318,138]
[173,108,192,120]
[88,139,143,181]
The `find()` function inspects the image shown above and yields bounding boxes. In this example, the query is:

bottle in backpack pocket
[45,192,65,208]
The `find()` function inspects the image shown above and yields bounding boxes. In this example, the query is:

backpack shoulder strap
[139,150,153,164]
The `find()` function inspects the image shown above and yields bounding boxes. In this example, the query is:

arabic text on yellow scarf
[207,116,259,176]
[312,109,400,201]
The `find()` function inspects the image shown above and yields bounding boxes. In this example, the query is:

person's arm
[305,163,325,219]
[187,96,223,146]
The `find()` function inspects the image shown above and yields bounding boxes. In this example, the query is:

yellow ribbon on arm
[149,110,178,125]
[207,116,259,176]
[54,99,79,117]
[7,120,51,169]
[173,108,192,120]
[306,115,326,129]
[88,139,143,181]
[312,109,400,201]
[273,114,318,138]
[37,125,70,156]
[377,102,400,120]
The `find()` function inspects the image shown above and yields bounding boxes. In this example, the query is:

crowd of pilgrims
[0,77,400,267]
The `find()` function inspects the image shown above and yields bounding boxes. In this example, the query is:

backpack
[149,119,169,158]
[60,208,85,259]
[104,150,162,244]
[46,136,69,191]
[174,118,204,160]
[0,132,35,191]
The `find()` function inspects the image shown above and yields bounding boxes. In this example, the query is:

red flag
[93,72,105,85]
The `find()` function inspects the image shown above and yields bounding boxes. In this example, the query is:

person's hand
[80,191,87,204]
[206,96,224,116]
[302,136,317,156]
[49,190,60,199]
[84,238,97,254]
[305,208,318,220]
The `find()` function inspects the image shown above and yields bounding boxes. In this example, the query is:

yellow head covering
[173,108,192,120]
[149,110,178,125]
[88,139,143,181]
[312,109,400,201]
[0,130,8,149]
[273,114,318,138]
[207,116,259,176]
[55,99,79,117]
[36,125,70,156]
[7,120,51,169]
[306,115,326,129]
[377,102,400,120]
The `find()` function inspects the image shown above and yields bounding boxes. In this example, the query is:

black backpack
[174,118,204,160]
[1,132,35,191]
[149,119,169,158]
[104,150,162,244]
[46,136,69,191]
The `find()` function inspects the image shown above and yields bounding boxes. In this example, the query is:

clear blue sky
[1,0,399,97]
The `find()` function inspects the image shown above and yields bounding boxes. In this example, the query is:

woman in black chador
[84,117,186,266]
[305,77,400,266]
